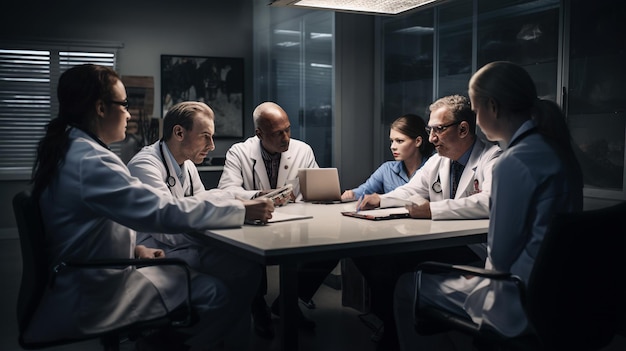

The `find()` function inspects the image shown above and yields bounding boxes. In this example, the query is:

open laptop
[298,168,345,203]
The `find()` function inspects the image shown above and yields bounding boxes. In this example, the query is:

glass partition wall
[381,9,434,127]
[252,0,625,200]
[437,0,473,99]
[253,5,334,167]
[565,0,625,197]
[380,0,625,200]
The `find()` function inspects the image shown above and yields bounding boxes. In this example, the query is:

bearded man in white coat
[127,101,268,350]
[354,95,502,351]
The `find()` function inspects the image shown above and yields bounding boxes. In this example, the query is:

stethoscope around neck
[159,140,193,196]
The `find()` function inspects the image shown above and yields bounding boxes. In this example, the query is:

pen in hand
[356,195,364,213]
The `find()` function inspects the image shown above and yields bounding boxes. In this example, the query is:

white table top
[194,202,489,265]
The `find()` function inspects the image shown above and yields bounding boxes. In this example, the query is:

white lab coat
[218,136,319,199]
[381,138,502,220]
[217,135,335,304]
[127,140,244,247]
[26,128,245,346]
[395,121,583,350]
[127,140,261,349]
[465,121,583,336]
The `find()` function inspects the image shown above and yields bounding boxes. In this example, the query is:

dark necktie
[451,161,464,198]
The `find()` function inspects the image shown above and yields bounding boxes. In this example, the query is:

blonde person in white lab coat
[127,101,263,350]
[394,61,583,351]
[29,64,273,351]
[218,101,338,338]
[353,95,502,351]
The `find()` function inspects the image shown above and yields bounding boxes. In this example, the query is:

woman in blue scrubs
[341,113,434,201]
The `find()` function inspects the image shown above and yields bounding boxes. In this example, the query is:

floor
[2,236,626,351]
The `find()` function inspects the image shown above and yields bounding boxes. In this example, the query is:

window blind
[0,42,119,180]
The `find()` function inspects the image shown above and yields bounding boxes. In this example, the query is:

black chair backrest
[526,201,626,350]
[12,190,48,340]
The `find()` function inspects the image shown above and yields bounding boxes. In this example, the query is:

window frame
[0,40,121,180]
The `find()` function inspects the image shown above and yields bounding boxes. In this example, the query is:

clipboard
[341,208,410,221]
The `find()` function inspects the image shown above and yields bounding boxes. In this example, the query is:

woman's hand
[341,189,355,201]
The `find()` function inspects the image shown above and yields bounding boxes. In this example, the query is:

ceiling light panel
[270,0,445,16]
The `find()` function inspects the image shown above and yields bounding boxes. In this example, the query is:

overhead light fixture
[269,0,447,16]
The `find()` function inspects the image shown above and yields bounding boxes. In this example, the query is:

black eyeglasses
[425,121,461,135]
[107,99,129,110]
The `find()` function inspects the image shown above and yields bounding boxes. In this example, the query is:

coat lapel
[455,140,485,199]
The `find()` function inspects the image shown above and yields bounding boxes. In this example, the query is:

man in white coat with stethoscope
[218,103,316,201]
[354,95,502,351]
[217,101,338,339]
[361,95,501,219]
[127,101,270,351]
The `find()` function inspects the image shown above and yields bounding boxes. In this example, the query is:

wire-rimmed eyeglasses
[425,121,461,135]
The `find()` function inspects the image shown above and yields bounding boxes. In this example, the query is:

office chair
[13,190,194,351]
[414,201,626,351]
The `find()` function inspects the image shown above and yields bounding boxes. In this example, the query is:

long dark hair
[32,64,120,198]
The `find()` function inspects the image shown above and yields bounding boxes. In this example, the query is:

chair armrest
[416,261,514,280]
[61,257,189,269]
[54,258,193,327]
[415,261,528,328]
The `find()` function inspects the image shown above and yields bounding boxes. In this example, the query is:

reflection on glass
[382,9,434,127]
[438,1,473,98]
[567,0,625,191]
[257,8,334,167]
[303,13,333,168]
[477,1,559,101]
[272,17,303,141]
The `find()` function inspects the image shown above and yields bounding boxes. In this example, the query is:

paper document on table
[341,207,410,221]
[269,211,313,223]
[245,211,313,225]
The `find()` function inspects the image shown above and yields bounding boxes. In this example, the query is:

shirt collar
[508,120,537,148]
[161,142,184,179]
[260,143,281,162]
[455,139,475,167]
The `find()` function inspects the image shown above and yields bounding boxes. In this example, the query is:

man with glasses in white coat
[354,95,502,351]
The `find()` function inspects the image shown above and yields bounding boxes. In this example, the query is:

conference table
[192,202,489,350]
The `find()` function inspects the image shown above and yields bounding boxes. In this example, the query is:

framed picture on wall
[161,55,244,138]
